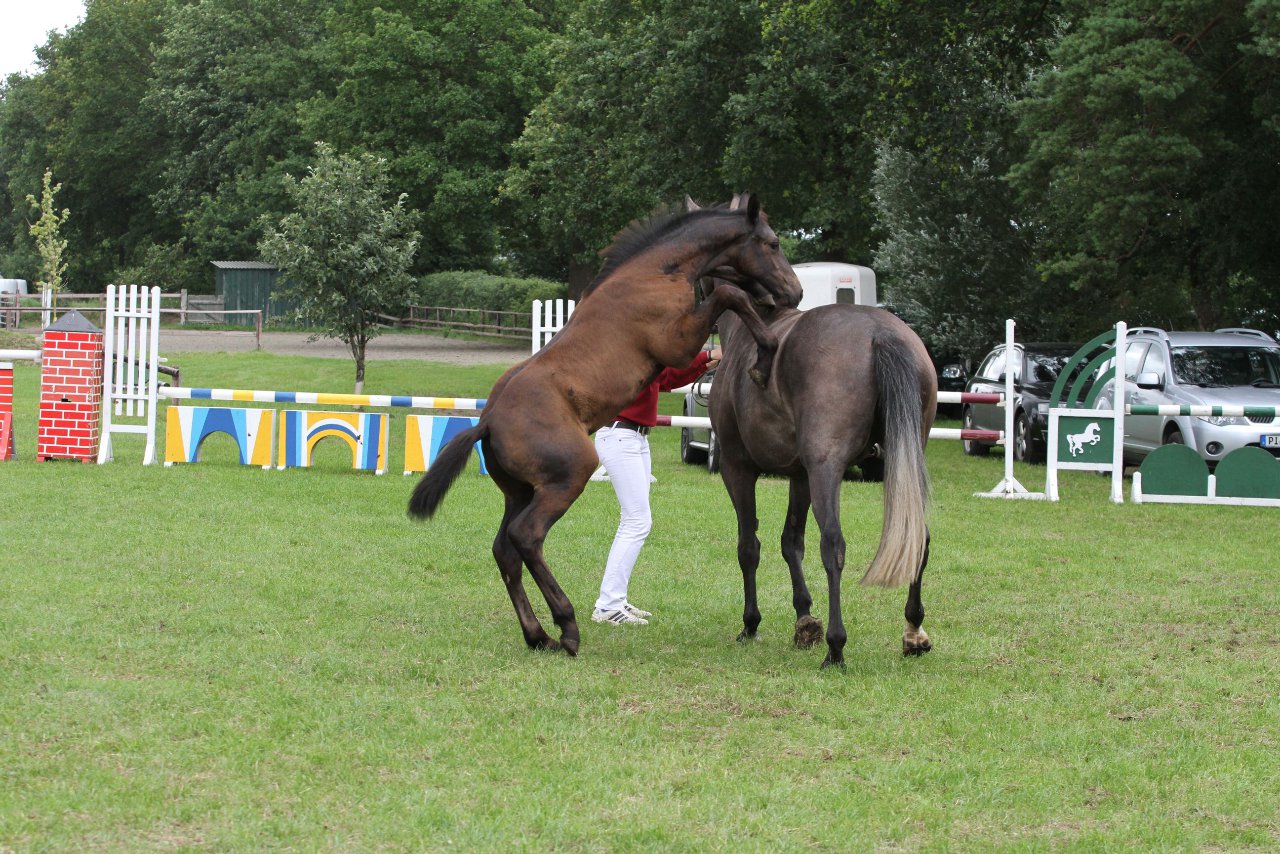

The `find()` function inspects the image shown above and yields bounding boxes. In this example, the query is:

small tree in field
[259,142,421,392]
[26,169,71,316]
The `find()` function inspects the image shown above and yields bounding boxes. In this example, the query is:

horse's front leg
[677,284,778,387]
[782,476,822,649]
[903,528,932,656]
[719,456,762,641]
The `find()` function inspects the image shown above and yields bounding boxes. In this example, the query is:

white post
[974,318,1044,499]
[531,299,543,354]
[41,287,52,328]
[1109,322,1127,503]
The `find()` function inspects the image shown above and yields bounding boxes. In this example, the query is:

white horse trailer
[793,262,877,310]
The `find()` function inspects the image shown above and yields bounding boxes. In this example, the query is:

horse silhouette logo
[1067,422,1102,457]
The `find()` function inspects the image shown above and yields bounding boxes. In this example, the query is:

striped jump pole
[158,386,487,411]
[657,413,1004,444]
[1128,404,1280,417]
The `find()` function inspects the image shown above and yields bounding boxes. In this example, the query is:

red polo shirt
[612,351,712,427]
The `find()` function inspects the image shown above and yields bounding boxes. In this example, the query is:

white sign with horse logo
[1067,421,1102,457]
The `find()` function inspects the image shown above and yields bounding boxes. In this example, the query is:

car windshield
[1171,345,1280,387]
[1023,351,1074,383]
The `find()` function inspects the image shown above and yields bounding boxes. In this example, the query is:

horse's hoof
[561,636,580,657]
[903,628,932,656]
[903,638,933,656]
[820,654,846,670]
[532,637,560,653]
[736,629,759,643]
[794,615,823,649]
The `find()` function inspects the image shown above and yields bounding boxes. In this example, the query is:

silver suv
[1101,327,1280,466]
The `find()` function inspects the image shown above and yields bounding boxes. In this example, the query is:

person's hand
[706,347,722,369]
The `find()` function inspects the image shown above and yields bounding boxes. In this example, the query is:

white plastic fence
[98,284,161,465]
[531,298,575,353]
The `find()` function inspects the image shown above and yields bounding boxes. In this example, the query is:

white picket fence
[531,298,575,353]
[98,284,161,465]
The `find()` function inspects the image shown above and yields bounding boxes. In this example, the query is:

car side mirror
[1135,371,1163,390]
[996,372,1007,384]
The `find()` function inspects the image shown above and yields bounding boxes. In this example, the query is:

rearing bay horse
[408,195,802,656]
[708,277,936,668]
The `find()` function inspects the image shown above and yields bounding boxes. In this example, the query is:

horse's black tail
[407,424,487,520]
[862,337,931,587]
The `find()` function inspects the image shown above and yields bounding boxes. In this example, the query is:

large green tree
[725,1,1061,268]
[144,0,333,292]
[259,143,421,392]
[502,0,765,292]
[301,0,558,274]
[0,0,169,288]
[867,1,1068,359]
[1012,0,1280,331]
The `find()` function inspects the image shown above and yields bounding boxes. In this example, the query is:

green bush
[416,270,567,314]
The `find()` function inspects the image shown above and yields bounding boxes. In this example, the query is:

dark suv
[962,342,1081,464]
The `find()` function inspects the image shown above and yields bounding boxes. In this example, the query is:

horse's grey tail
[862,337,931,587]
[408,424,487,520]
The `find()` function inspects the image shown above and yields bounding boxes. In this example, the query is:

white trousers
[594,425,653,612]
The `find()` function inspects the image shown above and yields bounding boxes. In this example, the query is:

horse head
[689,193,803,309]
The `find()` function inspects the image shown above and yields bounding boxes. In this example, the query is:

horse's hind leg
[782,477,822,649]
[808,464,848,669]
[507,483,586,656]
[902,528,932,656]
[493,496,557,652]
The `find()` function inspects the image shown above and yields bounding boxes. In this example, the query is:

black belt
[608,420,650,435]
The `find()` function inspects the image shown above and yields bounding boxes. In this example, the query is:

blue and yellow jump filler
[404,414,488,476]
[159,389,492,475]
[278,410,389,474]
[165,406,275,468]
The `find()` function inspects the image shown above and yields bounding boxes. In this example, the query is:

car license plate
[1263,434,1280,449]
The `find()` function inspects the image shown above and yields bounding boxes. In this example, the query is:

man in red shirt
[592,347,721,625]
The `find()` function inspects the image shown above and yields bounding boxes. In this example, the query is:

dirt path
[160,329,528,365]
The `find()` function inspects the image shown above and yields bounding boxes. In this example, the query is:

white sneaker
[623,602,652,619]
[592,607,648,625]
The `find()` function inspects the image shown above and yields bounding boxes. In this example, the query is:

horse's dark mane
[583,206,731,297]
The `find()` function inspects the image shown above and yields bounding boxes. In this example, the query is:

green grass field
[2,351,1277,851]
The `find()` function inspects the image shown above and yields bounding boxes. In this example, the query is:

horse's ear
[745,192,760,223]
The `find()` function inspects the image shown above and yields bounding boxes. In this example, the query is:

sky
[0,0,86,78]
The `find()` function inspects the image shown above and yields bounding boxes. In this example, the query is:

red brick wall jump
[37,329,105,462]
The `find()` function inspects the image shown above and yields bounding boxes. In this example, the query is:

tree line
[2,0,1277,362]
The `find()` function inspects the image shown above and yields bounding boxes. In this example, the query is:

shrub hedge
[416,271,567,314]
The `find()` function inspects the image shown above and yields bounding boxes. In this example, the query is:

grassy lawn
[2,351,1277,851]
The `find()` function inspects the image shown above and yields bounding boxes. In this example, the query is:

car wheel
[962,407,989,457]
[1015,411,1046,464]
[1163,426,1185,446]
[707,429,721,474]
[680,426,706,465]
